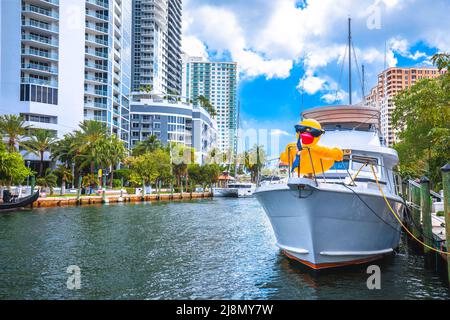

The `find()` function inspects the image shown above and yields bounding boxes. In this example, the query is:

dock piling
[420,176,433,254]
[30,176,35,194]
[76,176,82,204]
[441,164,450,284]
[411,184,422,239]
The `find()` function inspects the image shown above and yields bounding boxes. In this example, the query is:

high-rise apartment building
[131,0,182,95]
[365,67,445,146]
[0,0,132,147]
[129,93,217,164]
[84,0,132,148]
[182,55,238,153]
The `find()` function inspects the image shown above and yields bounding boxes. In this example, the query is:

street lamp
[26,161,31,187]
[71,162,75,188]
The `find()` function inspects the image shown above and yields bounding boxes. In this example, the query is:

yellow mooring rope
[369,165,449,255]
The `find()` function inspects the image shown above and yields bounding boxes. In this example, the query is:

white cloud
[184,5,293,79]
[321,90,349,104]
[184,0,450,88]
[181,36,208,59]
[271,129,291,137]
[298,71,327,95]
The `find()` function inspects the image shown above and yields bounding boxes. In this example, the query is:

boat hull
[255,184,403,269]
[212,188,238,198]
[236,188,256,198]
[0,191,39,212]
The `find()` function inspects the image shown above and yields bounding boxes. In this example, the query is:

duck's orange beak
[300,132,314,145]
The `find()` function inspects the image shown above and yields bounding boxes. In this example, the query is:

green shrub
[112,179,122,188]
[114,169,131,181]
[125,187,135,195]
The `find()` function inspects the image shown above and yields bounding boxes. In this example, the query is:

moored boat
[227,183,256,198]
[255,106,404,269]
[0,191,40,212]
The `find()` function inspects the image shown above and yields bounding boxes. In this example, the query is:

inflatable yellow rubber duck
[280,119,344,175]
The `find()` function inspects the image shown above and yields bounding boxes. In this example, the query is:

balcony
[85,35,109,47]
[21,33,58,48]
[84,101,108,110]
[21,62,58,75]
[84,74,108,84]
[85,48,108,59]
[41,0,60,7]
[21,77,58,87]
[21,48,58,61]
[84,88,108,97]
[86,0,109,10]
[85,114,107,122]
[22,5,59,21]
[85,61,108,72]
[85,22,108,34]
[85,9,109,22]
[22,19,58,34]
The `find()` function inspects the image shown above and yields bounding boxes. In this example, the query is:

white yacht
[227,183,257,198]
[213,183,256,198]
[255,106,404,270]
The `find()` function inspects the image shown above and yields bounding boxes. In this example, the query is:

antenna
[348,17,352,105]
[384,41,387,70]
[362,64,365,98]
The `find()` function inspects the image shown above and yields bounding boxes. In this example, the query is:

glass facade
[132,0,182,94]
[84,0,132,148]
[20,0,60,106]
[184,60,238,153]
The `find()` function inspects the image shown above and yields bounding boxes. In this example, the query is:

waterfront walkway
[35,192,212,207]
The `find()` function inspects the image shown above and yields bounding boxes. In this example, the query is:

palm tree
[51,133,76,166]
[22,129,57,176]
[36,168,57,195]
[139,85,153,95]
[74,120,107,175]
[0,114,29,152]
[54,164,73,195]
[197,95,216,117]
[98,135,127,187]
[132,134,162,156]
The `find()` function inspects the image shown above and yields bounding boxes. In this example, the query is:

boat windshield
[329,159,349,170]
[228,184,253,189]
[323,153,382,182]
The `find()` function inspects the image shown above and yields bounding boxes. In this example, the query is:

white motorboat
[213,183,256,198]
[228,183,256,198]
[255,106,404,270]
[212,187,238,198]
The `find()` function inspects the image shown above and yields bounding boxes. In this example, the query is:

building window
[20,84,58,105]
[20,113,57,124]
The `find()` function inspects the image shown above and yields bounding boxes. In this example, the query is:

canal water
[0,198,448,300]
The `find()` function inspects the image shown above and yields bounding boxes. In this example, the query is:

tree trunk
[61,180,66,195]
[90,161,95,175]
[9,138,15,152]
[110,170,114,188]
[40,152,44,177]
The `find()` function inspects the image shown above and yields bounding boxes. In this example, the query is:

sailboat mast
[234,100,240,178]
[348,17,352,105]
[362,64,365,98]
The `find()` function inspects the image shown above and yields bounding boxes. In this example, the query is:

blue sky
[182,0,450,156]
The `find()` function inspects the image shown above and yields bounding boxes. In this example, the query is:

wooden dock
[34,192,212,208]
[404,165,449,285]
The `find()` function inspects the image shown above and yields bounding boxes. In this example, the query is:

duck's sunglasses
[295,125,325,137]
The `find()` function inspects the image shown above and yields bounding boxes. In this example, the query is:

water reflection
[0,198,448,300]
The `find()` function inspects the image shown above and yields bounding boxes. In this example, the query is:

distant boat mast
[348,17,352,105]
[234,100,240,178]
